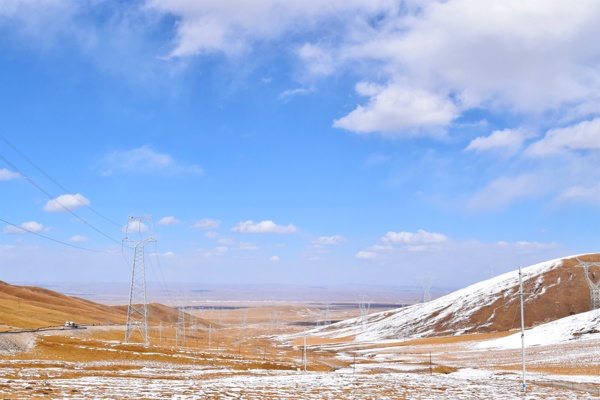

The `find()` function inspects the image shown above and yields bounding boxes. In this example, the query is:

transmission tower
[577,258,600,310]
[323,302,331,326]
[357,296,371,324]
[124,215,155,345]
[416,275,434,303]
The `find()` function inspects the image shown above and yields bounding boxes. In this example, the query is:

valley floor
[1,302,599,399]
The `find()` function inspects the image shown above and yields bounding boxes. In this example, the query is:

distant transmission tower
[577,258,600,310]
[416,275,434,303]
[357,296,371,324]
[323,302,331,326]
[176,308,186,348]
[124,215,155,345]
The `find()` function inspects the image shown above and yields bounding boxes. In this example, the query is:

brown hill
[307,254,600,342]
[0,281,203,331]
[463,254,599,333]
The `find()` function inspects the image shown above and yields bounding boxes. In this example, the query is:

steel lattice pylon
[577,258,600,310]
[124,216,155,345]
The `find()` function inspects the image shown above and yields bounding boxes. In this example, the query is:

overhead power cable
[0,133,122,227]
[0,152,125,248]
[0,217,116,253]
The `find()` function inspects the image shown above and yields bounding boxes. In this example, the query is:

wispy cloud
[557,183,600,207]
[69,235,88,243]
[146,0,391,58]
[101,145,203,176]
[232,220,297,234]
[158,216,181,226]
[525,118,600,157]
[279,86,314,101]
[467,174,544,211]
[355,250,377,260]
[465,128,536,156]
[313,235,346,246]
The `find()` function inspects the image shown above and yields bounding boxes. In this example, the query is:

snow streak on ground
[0,360,595,399]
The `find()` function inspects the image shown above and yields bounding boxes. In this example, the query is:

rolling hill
[0,281,199,331]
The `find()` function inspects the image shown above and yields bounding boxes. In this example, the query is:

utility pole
[124,215,155,346]
[303,329,307,373]
[519,266,526,393]
[176,307,186,348]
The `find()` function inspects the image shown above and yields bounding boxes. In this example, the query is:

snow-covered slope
[289,254,598,343]
[476,309,600,349]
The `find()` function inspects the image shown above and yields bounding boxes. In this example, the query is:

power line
[0,217,116,254]
[0,152,124,247]
[0,134,121,227]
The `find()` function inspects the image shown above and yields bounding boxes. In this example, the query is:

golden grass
[290,335,355,347]
[497,365,600,376]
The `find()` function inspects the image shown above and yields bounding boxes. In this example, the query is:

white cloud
[232,220,297,234]
[68,235,88,242]
[328,1,600,134]
[382,229,448,245]
[158,216,181,225]
[124,219,148,234]
[355,250,377,260]
[3,220,46,235]
[313,235,346,246]
[0,168,20,181]
[163,251,175,256]
[525,118,600,157]
[101,145,203,176]
[270,255,280,262]
[192,218,221,230]
[43,193,90,213]
[333,83,459,135]
[465,128,536,155]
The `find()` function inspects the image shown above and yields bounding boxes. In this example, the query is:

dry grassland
[2,280,600,398]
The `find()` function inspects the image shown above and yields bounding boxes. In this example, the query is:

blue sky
[1,0,599,288]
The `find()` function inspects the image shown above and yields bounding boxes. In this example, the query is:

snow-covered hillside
[476,309,600,349]
[286,254,598,343]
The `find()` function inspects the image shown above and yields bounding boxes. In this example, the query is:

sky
[0,0,599,289]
